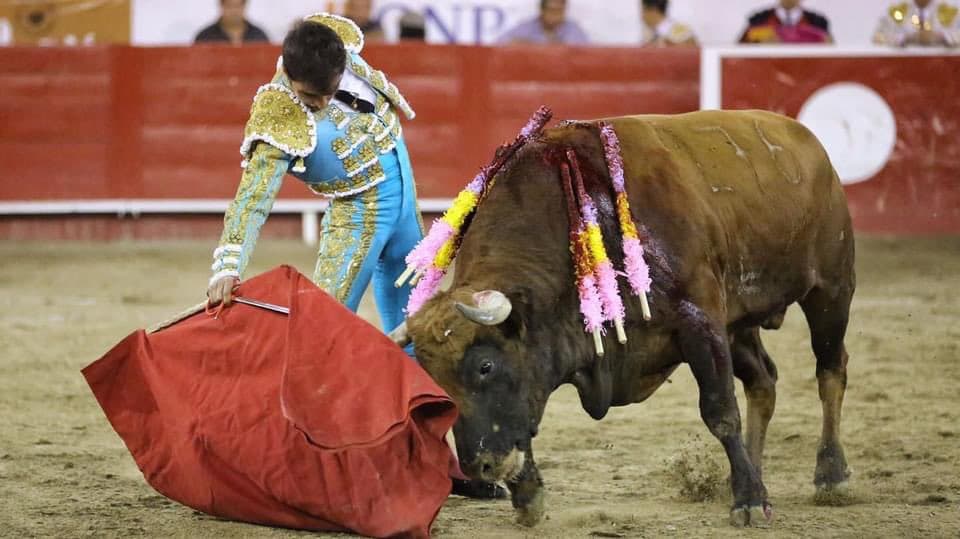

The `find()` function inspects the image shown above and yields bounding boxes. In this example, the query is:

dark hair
[282,21,346,93]
[642,0,668,13]
[540,0,565,10]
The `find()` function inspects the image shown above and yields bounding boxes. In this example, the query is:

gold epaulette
[239,84,317,172]
[669,23,693,42]
[304,12,364,53]
[939,3,959,26]
[890,2,909,24]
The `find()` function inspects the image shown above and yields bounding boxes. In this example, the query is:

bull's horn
[455,290,512,326]
[389,321,411,347]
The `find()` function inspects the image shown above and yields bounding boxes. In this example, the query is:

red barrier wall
[0,44,699,203]
[2,45,957,239]
[722,56,960,235]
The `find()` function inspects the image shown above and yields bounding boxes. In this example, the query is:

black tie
[334,90,375,114]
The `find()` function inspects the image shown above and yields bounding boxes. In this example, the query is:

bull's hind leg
[731,327,779,478]
[799,284,853,499]
[677,300,772,527]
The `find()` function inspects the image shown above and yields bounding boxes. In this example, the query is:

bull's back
[611,110,841,233]
[606,110,851,320]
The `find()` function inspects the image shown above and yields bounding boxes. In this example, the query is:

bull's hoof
[729,503,773,528]
[451,478,507,500]
[515,488,545,527]
[814,480,854,506]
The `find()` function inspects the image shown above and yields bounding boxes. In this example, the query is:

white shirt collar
[654,18,674,37]
[331,68,379,114]
[775,6,804,26]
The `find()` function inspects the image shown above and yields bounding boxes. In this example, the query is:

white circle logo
[797,82,897,185]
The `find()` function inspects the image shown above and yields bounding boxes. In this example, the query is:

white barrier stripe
[0,198,454,214]
[700,48,722,111]
[703,45,960,59]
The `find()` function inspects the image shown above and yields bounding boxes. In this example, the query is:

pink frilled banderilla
[561,124,654,356]
[560,156,608,356]
[396,106,554,315]
[598,121,652,321]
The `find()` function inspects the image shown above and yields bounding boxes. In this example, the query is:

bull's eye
[479,360,494,376]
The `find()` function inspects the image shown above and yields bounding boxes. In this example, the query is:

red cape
[83,266,456,538]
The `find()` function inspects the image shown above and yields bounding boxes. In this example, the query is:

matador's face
[289,71,343,112]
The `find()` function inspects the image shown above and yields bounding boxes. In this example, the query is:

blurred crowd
[194,0,959,48]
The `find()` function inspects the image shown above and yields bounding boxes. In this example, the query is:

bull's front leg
[506,448,544,527]
[677,301,773,527]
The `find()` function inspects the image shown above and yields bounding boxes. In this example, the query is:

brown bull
[395,110,855,527]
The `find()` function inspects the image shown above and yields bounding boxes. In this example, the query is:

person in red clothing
[738,0,833,44]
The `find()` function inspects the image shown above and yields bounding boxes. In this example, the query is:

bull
[392,110,855,527]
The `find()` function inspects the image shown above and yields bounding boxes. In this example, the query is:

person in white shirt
[640,0,697,47]
[874,0,960,47]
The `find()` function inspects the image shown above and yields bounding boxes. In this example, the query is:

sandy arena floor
[0,237,958,538]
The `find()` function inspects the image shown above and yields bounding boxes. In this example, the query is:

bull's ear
[501,287,533,341]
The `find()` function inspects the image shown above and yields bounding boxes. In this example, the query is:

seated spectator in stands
[399,11,427,41]
[344,0,385,42]
[194,0,269,45]
[640,0,697,47]
[498,0,589,45]
[739,0,833,44]
[873,0,959,47]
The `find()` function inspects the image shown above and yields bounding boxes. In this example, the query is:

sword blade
[234,296,290,315]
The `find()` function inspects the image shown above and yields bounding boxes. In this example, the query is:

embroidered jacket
[873,1,960,46]
[739,7,832,43]
[210,13,415,285]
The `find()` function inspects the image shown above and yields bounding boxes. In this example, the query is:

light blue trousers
[312,140,423,334]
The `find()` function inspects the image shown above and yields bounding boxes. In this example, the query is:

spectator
[194,0,269,45]
[498,0,589,45]
[399,10,426,41]
[344,0,385,42]
[640,0,697,47]
[739,0,832,44]
[874,0,959,47]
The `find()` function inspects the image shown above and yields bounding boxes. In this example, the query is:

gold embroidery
[939,3,959,26]
[342,145,379,177]
[373,112,401,155]
[344,188,379,301]
[305,13,364,52]
[890,3,908,24]
[242,87,314,159]
[348,56,369,79]
[312,187,379,302]
[313,197,354,300]
[332,115,374,158]
[307,161,387,198]
[375,93,390,117]
[347,56,415,120]
[221,145,287,270]
[321,104,350,130]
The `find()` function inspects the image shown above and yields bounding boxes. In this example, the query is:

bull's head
[395,289,536,478]
[393,286,556,520]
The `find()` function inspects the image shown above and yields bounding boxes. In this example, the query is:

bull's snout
[464,452,499,481]
[463,447,526,482]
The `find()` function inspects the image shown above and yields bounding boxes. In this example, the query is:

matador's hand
[207,276,240,307]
